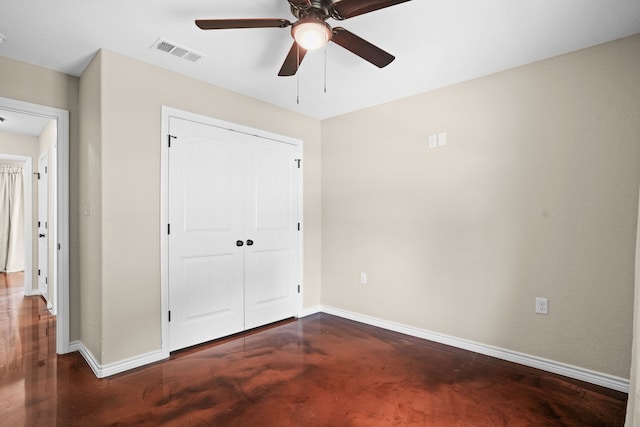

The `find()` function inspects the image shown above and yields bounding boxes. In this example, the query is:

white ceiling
[0,0,639,120]
[0,108,52,137]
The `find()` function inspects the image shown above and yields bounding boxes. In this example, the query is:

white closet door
[168,116,300,352]
[168,118,245,351]
[244,143,300,329]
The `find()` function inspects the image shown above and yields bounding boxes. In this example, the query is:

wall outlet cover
[535,297,548,315]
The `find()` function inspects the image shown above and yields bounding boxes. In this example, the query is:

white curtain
[626,191,640,426]
[0,165,25,272]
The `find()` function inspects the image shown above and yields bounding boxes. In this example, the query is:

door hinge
[167,224,171,235]
[297,222,301,231]
[298,285,301,293]
[168,311,171,322]
[38,269,41,276]
[58,243,61,250]
[45,166,48,174]
[168,134,177,147]
[38,221,41,228]
[295,159,301,169]
[45,277,48,285]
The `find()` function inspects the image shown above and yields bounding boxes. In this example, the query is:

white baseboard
[319,305,630,393]
[69,306,630,391]
[70,340,167,378]
[24,288,40,297]
[299,304,322,318]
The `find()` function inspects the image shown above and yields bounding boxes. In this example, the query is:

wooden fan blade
[330,0,411,20]
[278,42,308,76]
[331,27,394,68]
[195,18,291,30]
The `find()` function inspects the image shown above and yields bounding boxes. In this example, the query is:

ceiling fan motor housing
[290,0,333,19]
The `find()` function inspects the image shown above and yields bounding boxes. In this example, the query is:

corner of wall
[78,50,104,363]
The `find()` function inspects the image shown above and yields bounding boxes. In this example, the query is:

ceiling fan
[195,0,411,76]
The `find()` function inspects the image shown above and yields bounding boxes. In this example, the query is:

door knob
[236,240,244,247]
[246,239,254,246]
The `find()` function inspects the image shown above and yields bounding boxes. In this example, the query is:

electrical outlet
[360,272,367,285]
[535,297,548,315]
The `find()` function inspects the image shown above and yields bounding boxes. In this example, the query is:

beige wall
[91,49,322,364]
[0,132,38,158]
[0,55,80,341]
[78,53,103,358]
[0,131,38,288]
[321,34,640,378]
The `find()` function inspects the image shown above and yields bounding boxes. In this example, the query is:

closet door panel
[168,118,245,351]
[244,143,299,329]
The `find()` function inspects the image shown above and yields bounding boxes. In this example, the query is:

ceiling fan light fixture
[292,18,331,50]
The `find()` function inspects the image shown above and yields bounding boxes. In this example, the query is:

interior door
[244,143,300,329]
[168,118,245,351]
[168,116,301,351]
[37,152,48,302]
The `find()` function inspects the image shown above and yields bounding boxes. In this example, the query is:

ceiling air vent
[151,38,204,63]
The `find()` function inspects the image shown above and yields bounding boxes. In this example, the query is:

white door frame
[37,151,49,302]
[0,96,70,355]
[160,106,304,359]
[0,154,32,296]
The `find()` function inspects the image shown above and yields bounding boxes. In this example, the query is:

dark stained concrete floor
[0,272,628,426]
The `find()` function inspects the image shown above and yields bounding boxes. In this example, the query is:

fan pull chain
[296,44,300,105]
[324,43,327,93]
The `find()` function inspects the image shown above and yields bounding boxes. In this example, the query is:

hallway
[0,272,628,426]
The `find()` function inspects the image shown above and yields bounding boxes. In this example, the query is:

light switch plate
[428,135,437,148]
[438,132,447,146]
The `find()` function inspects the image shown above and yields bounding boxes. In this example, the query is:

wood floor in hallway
[0,272,628,426]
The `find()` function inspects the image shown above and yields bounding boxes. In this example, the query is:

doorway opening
[0,154,32,294]
[0,96,70,355]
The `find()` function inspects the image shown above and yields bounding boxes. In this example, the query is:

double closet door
[168,117,300,352]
